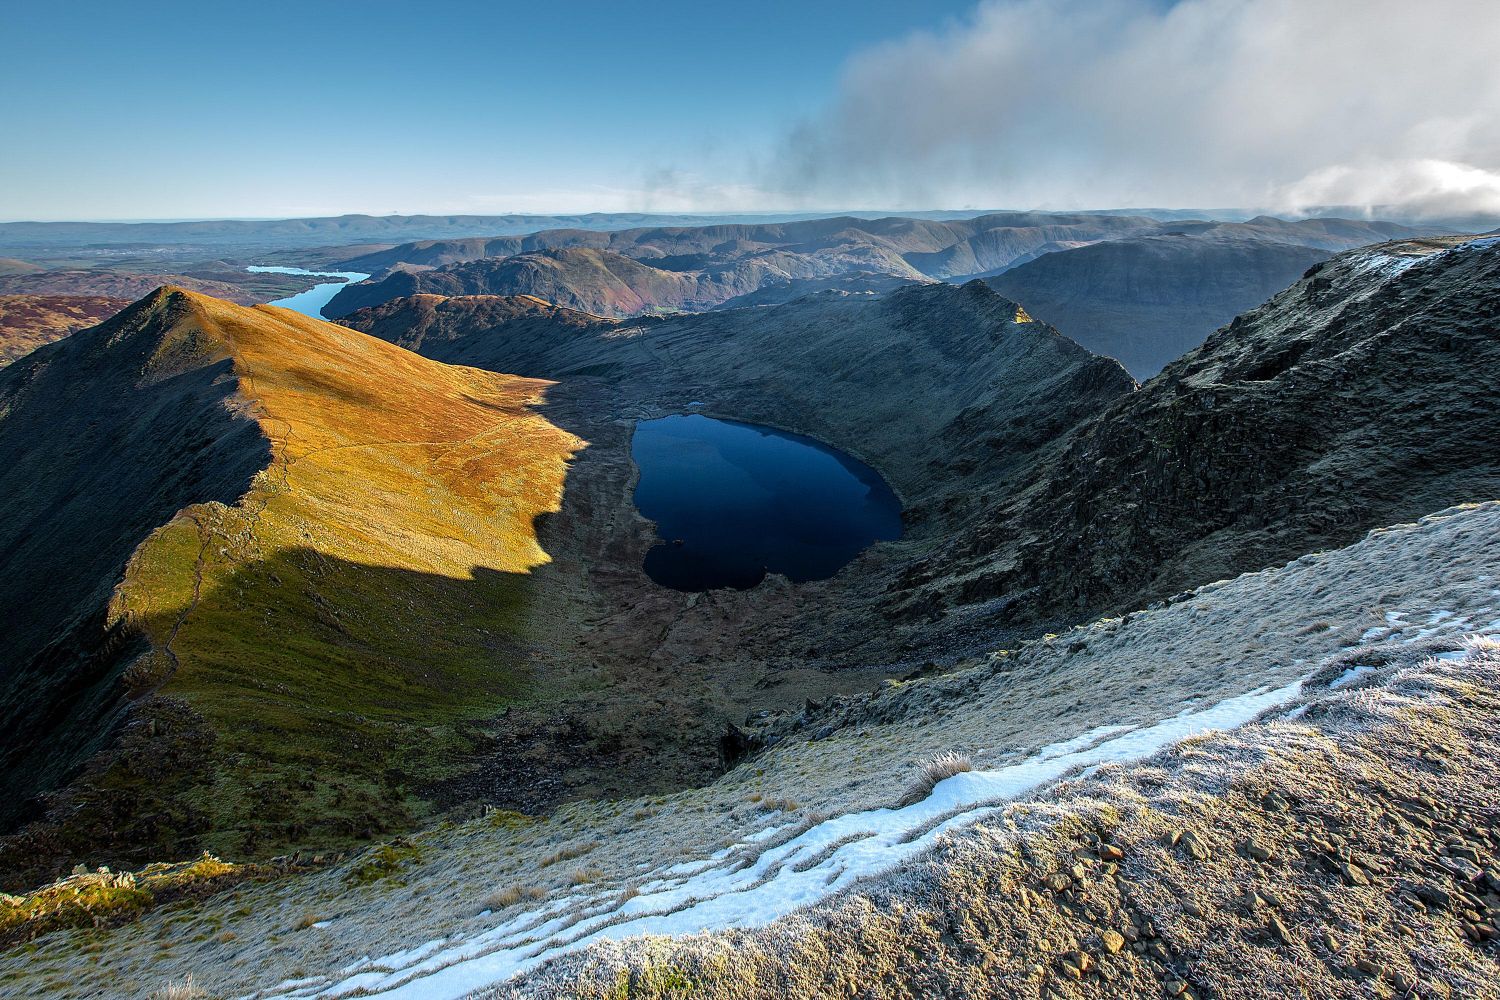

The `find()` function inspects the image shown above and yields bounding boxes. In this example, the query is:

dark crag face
[632,414,903,591]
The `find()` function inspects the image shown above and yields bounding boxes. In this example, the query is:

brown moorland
[0,294,129,365]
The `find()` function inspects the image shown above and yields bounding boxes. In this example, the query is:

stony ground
[3,501,1496,998]
[506,637,1500,1000]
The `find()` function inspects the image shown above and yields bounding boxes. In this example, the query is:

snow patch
[282,680,1304,1000]
[1330,665,1376,689]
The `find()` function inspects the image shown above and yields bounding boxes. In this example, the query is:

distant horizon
[0,207,1139,225]
[4,205,1496,227]
[4,1,1496,223]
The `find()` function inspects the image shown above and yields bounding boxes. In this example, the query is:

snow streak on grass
[282,682,1305,1000]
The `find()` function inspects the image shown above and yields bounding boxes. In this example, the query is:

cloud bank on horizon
[752,0,1500,220]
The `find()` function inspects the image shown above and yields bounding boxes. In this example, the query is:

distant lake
[633,414,903,591]
[247,265,370,319]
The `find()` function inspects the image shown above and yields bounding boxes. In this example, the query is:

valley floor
[5,502,1498,998]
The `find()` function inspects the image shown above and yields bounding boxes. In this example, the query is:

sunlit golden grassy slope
[99,289,582,857]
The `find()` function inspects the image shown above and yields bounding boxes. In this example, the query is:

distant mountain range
[0,211,1041,253]
[0,268,332,305]
[322,214,1439,380]
[0,209,1454,391]
[988,230,1329,377]
[326,212,1166,277]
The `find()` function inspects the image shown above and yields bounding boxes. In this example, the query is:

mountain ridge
[0,288,582,886]
[324,213,1438,326]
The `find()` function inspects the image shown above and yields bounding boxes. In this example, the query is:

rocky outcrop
[924,235,1500,632]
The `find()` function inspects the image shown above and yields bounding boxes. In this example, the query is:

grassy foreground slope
[0,289,580,886]
[10,503,1494,999]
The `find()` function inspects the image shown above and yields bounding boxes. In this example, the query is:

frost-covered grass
[283,678,1310,998]
[493,638,1500,1000]
[9,503,1499,1000]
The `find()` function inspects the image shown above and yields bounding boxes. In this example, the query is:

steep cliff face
[922,235,1500,627]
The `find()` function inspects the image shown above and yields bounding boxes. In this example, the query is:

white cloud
[762,0,1500,219]
[1273,159,1500,219]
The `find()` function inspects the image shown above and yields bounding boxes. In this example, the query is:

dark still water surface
[632,414,903,591]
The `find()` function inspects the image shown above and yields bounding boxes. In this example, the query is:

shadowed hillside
[0,289,581,887]
[988,233,1331,377]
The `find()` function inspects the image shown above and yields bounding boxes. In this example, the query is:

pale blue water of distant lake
[633,414,903,591]
[246,265,370,318]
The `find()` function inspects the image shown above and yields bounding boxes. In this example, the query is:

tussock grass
[898,751,973,807]
[570,867,607,887]
[541,842,600,868]
[147,976,208,1000]
[481,884,545,911]
[485,885,527,910]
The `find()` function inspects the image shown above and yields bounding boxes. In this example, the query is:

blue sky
[2,0,975,219]
[5,0,1496,221]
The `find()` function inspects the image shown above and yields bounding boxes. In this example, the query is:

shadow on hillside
[0,341,272,849]
[0,532,604,889]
